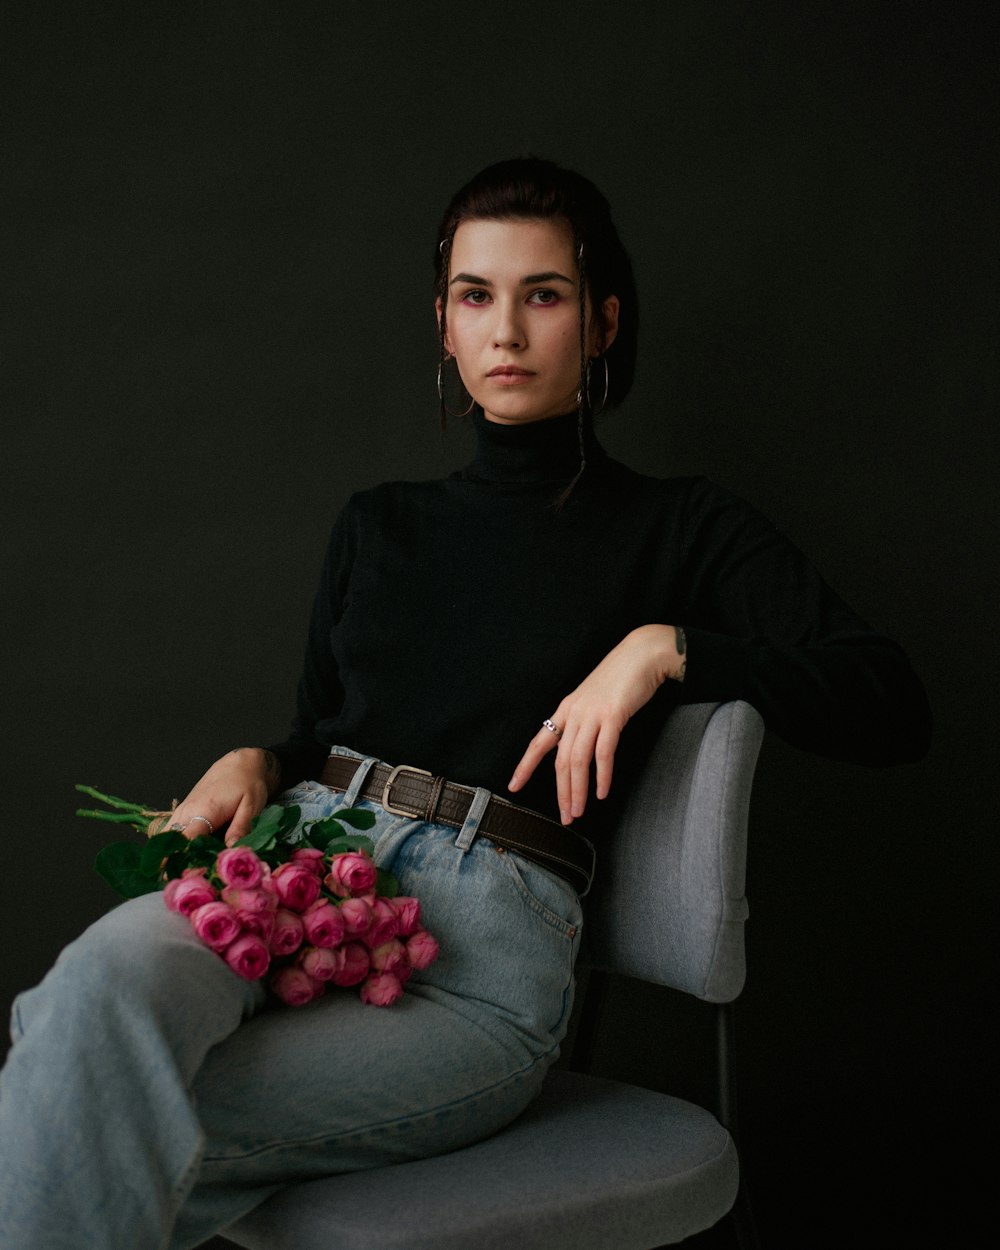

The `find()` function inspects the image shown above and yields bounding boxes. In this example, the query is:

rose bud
[290,847,326,877]
[269,908,305,957]
[359,971,405,1007]
[190,901,242,952]
[234,910,275,944]
[270,966,323,1007]
[330,942,370,987]
[338,897,372,938]
[221,885,274,915]
[224,933,271,981]
[298,945,344,982]
[164,875,218,917]
[301,899,346,949]
[324,852,377,899]
[215,847,266,890]
[370,939,409,978]
[390,896,421,936]
[271,862,321,912]
[404,929,440,971]
[362,898,400,949]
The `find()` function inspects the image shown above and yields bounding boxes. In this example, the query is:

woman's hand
[165,747,282,846]
[508,625,686,825]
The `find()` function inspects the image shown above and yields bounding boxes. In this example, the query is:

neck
[462,409,605,484]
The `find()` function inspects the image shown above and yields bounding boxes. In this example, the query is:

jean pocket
[276,780,326,805]
[495,847,583,940]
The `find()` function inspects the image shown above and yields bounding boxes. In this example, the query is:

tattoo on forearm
[229,746,283,791]
[675,626,687,683]
[263,750,282,789]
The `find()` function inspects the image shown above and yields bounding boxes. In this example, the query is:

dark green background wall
[2,4,994,1247]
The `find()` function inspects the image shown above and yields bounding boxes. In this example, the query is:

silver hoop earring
[581,356,610,414]
[437,357,475,418]
[595,354,610,414]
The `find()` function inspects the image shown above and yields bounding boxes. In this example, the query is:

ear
[435,296,453,356]
[594,295,620,355]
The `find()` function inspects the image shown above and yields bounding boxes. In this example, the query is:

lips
[486,366,535,379]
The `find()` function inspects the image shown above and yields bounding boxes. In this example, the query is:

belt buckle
[382,764,433,818]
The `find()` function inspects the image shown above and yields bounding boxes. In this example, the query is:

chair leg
[715,1003,762,1250]
[728,1176,762,1250]
[566,966,609,1073]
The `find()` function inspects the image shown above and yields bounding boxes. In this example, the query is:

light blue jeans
[0,753,583,1250]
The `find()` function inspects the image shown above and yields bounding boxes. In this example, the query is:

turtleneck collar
[460,409,606,484]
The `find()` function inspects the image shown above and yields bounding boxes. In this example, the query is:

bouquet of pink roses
[76,786,438,1007]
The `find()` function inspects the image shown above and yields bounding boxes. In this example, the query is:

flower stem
[75,785,149,814]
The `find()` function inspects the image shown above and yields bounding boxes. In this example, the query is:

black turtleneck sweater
[268,411,931,833]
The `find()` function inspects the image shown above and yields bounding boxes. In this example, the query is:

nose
[493,299,526,350]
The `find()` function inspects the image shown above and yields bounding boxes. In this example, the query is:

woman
[0,158,931,1249]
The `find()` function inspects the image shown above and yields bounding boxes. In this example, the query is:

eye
[528,288,561,305]
[460,288,490,305]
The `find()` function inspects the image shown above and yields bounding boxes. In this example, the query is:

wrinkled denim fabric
[0,750,582,1250]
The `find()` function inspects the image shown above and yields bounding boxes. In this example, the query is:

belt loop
[455,787,492,853]
[341,756,379,807]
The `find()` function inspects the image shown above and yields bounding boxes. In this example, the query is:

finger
[567,722,600,820]
[594,722,620,801]
[168,802,220,842]
[553,722,583,824]
[225,794,259,847]
[508,724,562,793]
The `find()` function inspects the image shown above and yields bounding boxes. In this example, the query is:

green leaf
[236,804,301,853]
[333,807,377,831]
[375,868,399,899]
[95,843,164,899]
[313,830,376,857]
[139,830,188,876]
[302,817,345,851]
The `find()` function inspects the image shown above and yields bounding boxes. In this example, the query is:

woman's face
[440,217,618,425]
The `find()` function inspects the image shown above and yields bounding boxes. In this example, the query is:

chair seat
[223,1068,739,1250]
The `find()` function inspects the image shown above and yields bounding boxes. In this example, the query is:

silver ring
[542,719,563,738]
[187,815,214,834]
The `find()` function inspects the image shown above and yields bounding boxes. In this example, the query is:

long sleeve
[265,505,357,789]
[674,478,931,764]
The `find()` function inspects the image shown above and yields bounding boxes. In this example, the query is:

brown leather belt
[317,755,595,895]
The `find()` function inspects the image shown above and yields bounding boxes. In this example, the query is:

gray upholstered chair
[222,700,764,1250]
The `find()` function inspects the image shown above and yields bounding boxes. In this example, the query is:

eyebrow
[449,271,575,287]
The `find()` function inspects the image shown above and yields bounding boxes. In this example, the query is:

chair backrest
[584,701,763,1003]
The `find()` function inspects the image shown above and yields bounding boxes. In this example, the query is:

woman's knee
[16,894,261,1043]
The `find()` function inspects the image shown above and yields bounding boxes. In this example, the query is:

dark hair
[434,157,638,431]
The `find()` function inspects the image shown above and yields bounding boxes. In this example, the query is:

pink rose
[302,900,346,949]
[390,896,421,936]
[234,909,275,943]
[404,929,440,971]
[363,898,400,949]
[359,971,405,1007]
[338,897,372,937]
[271,862,321,912]
[221,885,275,915]
[298,945,344,982]
[163,875,218,916]
[330,941,370,987]
[190,901,242,951]
[370,939,409,978]
[215,847,266,890]
[290,847,326,877]
[270,966,323,1007]
[269,908,305,956]
[324,852,377,899]
[224,933,271,981]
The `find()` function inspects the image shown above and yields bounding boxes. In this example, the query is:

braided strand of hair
[437,234,453,430]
